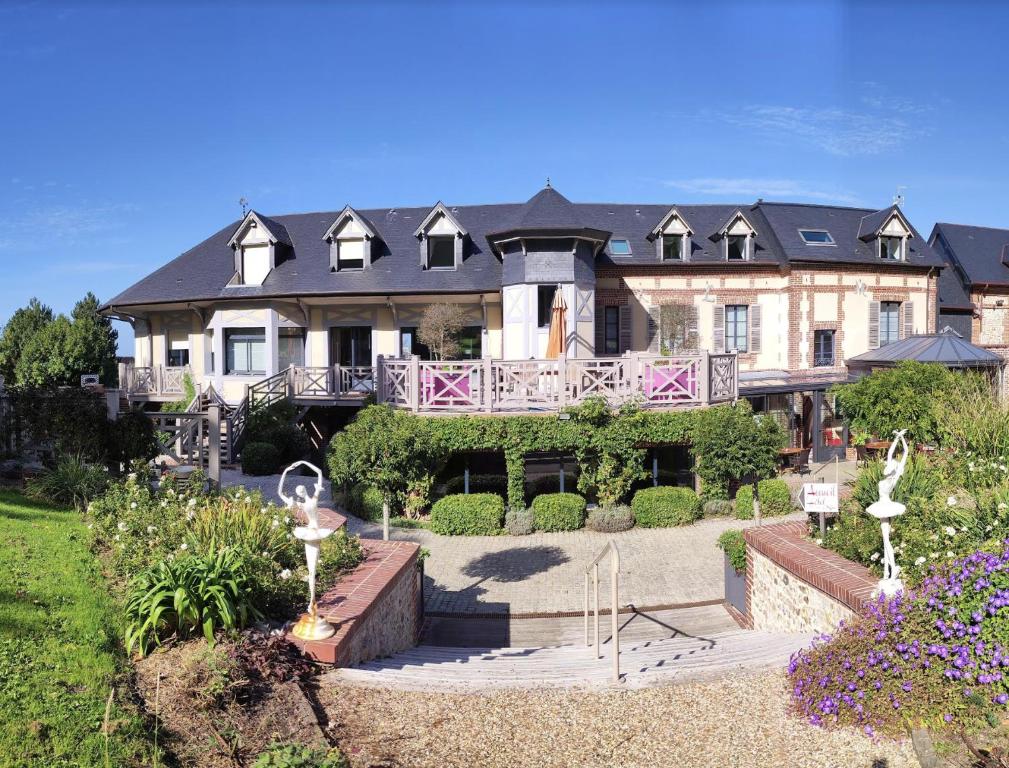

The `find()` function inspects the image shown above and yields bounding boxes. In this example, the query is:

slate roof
[102,186,945,310]
[932,222,1009,289]
[846,328,1004,369]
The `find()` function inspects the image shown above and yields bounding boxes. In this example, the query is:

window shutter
[329,242,339,271]
[713,304,725,353]
[618,305,633,354]
[647,306,661,353]
[595,305,606,355]
[655,238,663,261]
[869,301,881,349]
[686,304,699,351]
[902,302,914,339]
[749,304,762,354]
[234,247,243,278]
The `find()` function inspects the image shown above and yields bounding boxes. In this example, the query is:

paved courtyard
[222,470,805,615]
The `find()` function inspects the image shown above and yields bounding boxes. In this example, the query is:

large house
[931,222,1009,362]
[101,184,944,462]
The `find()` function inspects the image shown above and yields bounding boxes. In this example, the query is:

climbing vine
[327,398,781,511]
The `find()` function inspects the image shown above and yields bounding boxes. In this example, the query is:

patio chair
[792,448,811,476]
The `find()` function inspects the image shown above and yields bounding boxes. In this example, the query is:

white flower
[945,526,957,537]
[166,553,175,562]
[130,502,137,510]
[947,496,958,507]
[284,516,290,524]
[914,556,926,566]
[999,503,1008,511]
[113,534,120,542]
[815,539,823,546]
[146,525,157,534]
[870,552,880,561]
[188,498,197,507]
[261,550,268,557]
[117,521,128,531]
[160,501,167,508]
[947,551,955,558]
[186,510,196,521]
[272,518,280,528]
[280,569,292,580]
[86,523,93,530]
[179,542,188,551]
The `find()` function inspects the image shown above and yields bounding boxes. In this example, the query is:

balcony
[120,364,190,401]
[373,351,737,414]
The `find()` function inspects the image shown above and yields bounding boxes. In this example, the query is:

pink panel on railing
[421,368,473,407]
[643,361,697,401]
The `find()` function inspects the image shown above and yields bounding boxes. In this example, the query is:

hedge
[735,479,793,520]
[586,505,635,533]
[631,486,701,528]
[531,493,587,532]
[717,530,746,573]
[347,483,384,521]
[241,442,281,476]
[444,474,508,499]
[429,493,505,536]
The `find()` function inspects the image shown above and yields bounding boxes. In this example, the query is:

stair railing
[583,539,621,684]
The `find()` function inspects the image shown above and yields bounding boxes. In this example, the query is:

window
[427,236,455,269]
[241,245,271,285]
[168,348,189,367]
[725,305,748,352]
[662,234,684,261]
[880,301,901,345]
[609,238,632,256]
[278,328,305,370]
[458,326,483,359]
[335,238,365,271]
[537,285,558,328]
[225,328,266,375]
[814,329,835,367]
[799,229,835,245]
[167,328,189,367]
[726,235,747,261]
[879,236,904,261]
[604,306,619,354]
[659,303,699,353]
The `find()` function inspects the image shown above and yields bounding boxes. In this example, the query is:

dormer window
[427,236,456,269]
[726,235,748,261]
[879,235,904,261]
[415,203,468,270]
[335,238,365,271]
[662,233,685,261]
[226,211,290,287]
[324,206,378,273]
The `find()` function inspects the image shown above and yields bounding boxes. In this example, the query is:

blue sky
[1,1,1006,353]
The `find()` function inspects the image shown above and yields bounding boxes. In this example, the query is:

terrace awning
[845,327,1005,372]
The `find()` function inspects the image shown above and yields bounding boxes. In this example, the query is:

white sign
[801,483,838,514]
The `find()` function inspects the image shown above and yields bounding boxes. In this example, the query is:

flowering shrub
[86,473,363,620]
[789,542,1009,737]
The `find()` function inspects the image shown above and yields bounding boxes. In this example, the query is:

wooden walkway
[324,627,810,691]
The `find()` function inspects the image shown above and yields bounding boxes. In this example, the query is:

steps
[325,628,811,691]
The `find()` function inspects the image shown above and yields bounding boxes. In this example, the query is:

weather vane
[239,196,249,216]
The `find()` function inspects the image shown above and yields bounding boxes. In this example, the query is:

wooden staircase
[326,627,810,691]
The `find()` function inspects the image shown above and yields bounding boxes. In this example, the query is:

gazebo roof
[846,327,1005,370]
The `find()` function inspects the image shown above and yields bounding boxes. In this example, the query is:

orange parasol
[545,287,567,359]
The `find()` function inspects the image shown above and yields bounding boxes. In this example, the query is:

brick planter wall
[289,538,422,666]
[743,521,877,634]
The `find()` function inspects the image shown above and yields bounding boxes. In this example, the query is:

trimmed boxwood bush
[586,505,634,533]
[703,499,735,517]
[504,507,534,536]
[241,442,281,476]
[631,486,701,528]
[531,493,587,532]
[347,483,384,521]
[735,479,793,520]
[429,493,504,536]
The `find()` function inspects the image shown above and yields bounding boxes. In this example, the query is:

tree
[328,405,445,538]
[0,298,53,383]
[68,292,118,385]
[417,303,467,360]
[15,315,77,388]
[691,400,785,499]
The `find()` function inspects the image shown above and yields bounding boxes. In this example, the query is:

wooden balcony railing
[375,352,737,413]
[121,364,190,398]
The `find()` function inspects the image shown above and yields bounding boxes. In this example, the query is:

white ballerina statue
[278,461,336,641]
[866,429,910,595]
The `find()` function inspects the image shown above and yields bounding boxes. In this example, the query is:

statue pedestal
[866,500,906,598]
[291,603,336,641]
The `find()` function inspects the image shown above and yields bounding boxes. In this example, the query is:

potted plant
[717,529,747,615]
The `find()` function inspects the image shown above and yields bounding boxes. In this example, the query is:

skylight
[609,239,632,256]
[799,229,835,246]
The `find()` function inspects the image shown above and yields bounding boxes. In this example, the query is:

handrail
[583,539,621,684]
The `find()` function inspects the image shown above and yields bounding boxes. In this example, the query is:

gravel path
[320,669,917,768]
[222,469,804,615]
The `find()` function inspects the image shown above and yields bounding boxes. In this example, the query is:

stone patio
[222,470,806,616]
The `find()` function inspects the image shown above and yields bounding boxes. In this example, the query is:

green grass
[389,516,430,530]
[0,490,151,767]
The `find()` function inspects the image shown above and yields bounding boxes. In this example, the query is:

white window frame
[609,238,633,257]
[725,305,749,352]
[878,236,905,261]
[335,238,366,271]
[661,233,686,261]
[725,234,750,262]
[798,229,836,246]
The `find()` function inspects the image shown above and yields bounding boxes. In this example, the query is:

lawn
[0,490,151,767]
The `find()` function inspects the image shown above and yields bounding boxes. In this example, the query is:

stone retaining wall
[290,538,422,666]
[743,520,877,635]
